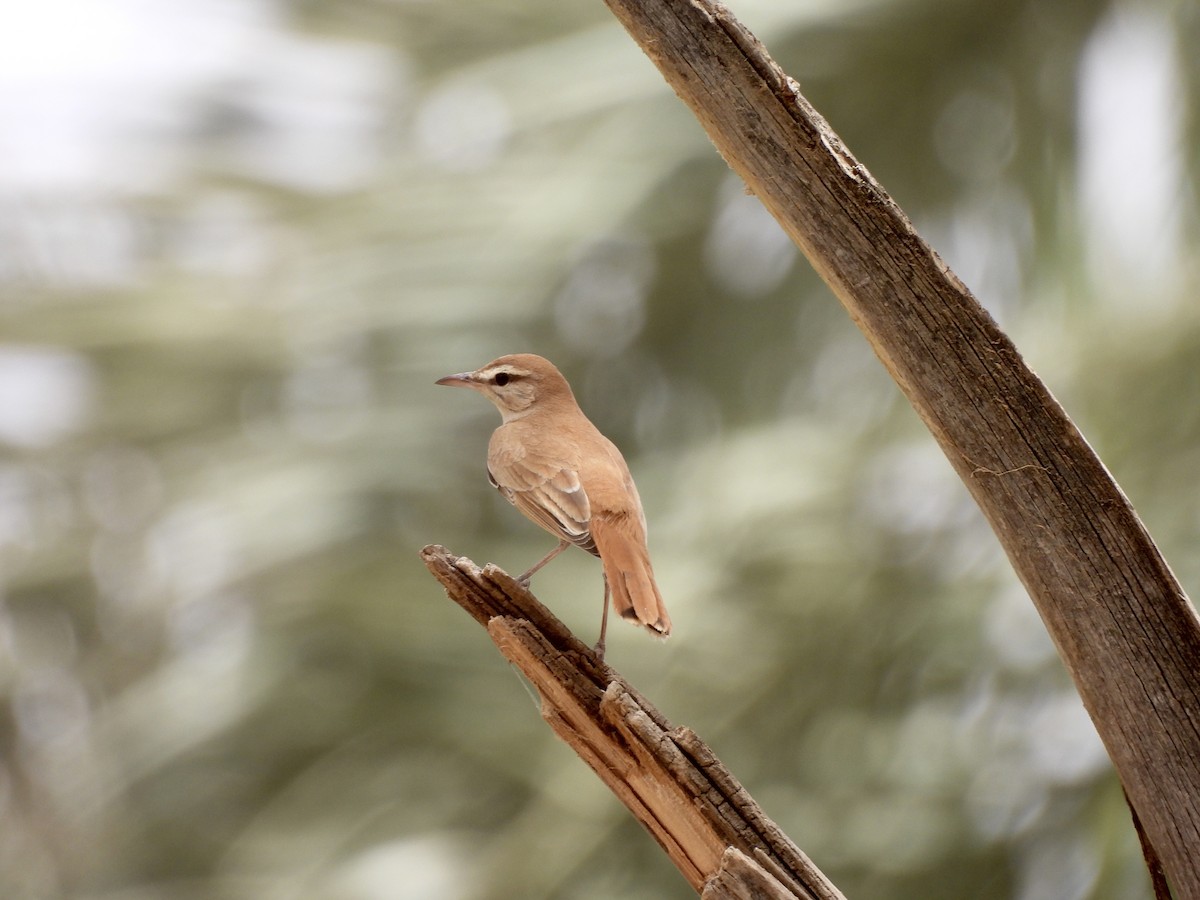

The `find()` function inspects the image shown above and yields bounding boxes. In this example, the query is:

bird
[436,353,671,658]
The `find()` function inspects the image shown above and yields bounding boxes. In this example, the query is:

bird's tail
[590,513,671,638]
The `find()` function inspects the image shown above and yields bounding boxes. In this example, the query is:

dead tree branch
[421,544,845,900]
[596,0,1200,894]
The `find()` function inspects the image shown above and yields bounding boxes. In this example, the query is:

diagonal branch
[597,0,1200,895]
[421,544,845,900]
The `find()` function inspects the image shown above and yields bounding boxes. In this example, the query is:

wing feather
[488,450,596,553]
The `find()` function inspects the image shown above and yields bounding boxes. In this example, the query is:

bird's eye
[493,372,510,386]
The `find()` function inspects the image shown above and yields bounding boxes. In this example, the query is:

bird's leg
[517,539,571,586]
[594,575,611,661]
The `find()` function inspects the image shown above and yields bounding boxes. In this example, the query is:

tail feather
[590,514,671,638]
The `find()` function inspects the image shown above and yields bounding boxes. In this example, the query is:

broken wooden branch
[420,544,845,900]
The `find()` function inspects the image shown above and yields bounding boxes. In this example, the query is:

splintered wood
[421,544,844,900]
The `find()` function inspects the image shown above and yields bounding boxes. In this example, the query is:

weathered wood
[420,545,844,900]
[597,0,1200,894]
[701,848,806,900]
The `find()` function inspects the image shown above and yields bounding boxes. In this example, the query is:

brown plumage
[436,353,671,654]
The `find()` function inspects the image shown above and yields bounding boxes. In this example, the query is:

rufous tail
[590,514,671,638]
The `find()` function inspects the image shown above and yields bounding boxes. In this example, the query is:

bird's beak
[435,371,477,388]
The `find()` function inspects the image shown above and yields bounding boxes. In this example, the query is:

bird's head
[436,353,575,422]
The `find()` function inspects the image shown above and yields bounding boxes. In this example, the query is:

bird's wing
[488,451,594,549]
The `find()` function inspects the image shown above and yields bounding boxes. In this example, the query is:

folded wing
[488,452,597,555]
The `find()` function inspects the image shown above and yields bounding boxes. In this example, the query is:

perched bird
[436,353,671,657]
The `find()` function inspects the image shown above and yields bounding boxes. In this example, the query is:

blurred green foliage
[1,0,1197,898]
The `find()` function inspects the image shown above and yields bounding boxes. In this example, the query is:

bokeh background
[2,0,1197,897]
